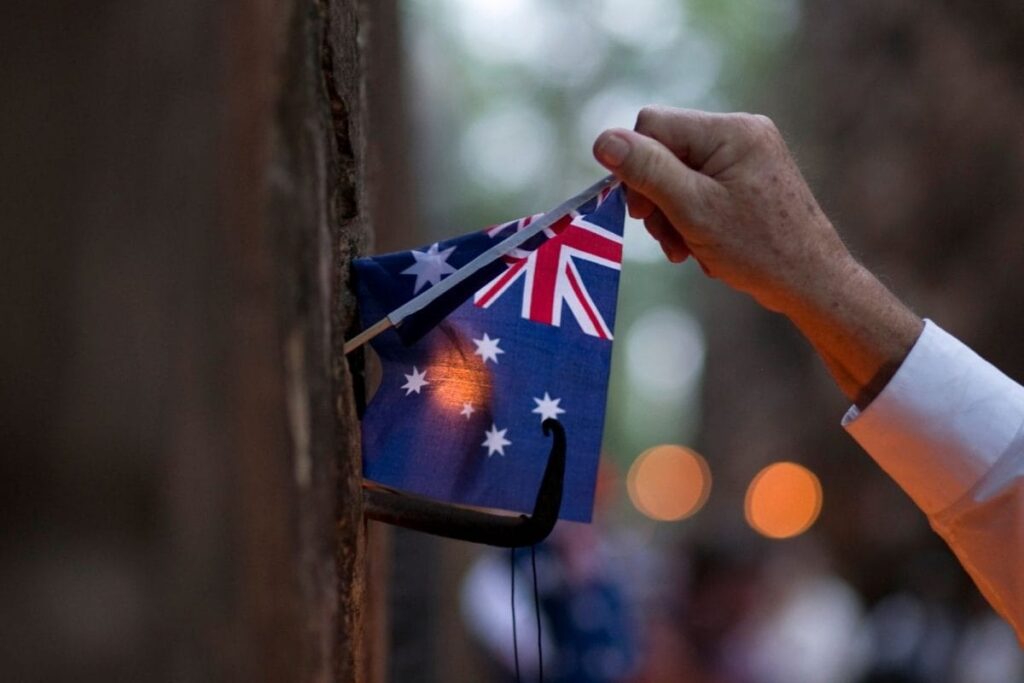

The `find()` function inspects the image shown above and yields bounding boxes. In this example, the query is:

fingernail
[595,133,630,168]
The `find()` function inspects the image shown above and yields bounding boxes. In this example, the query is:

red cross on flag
[473,207,623,340]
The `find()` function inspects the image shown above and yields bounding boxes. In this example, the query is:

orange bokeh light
[627,444,711,521]
[744,461,822,539]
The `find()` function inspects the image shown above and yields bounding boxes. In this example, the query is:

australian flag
[353,186,625,522]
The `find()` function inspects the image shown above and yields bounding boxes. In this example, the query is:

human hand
[592,106,854,315]
[593,106,923,407]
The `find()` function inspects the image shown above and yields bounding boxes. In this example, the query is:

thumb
[593,128,709,224]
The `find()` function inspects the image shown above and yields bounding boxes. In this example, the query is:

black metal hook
[363,418,566,547]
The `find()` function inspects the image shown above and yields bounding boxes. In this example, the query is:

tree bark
[0,0,370,680]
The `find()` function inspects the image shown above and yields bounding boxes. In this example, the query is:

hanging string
[531,544,544,683]
[511,546,545,683]
[510,547,521,683]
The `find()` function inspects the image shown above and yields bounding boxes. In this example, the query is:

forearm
[778,252,924,409]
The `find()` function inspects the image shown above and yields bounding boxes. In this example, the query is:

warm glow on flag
[744,462,822,539]
[627,444,711,521]
[427,343,493,416]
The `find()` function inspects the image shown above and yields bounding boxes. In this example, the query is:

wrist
[777,255,923,406]
[755,230,860,320]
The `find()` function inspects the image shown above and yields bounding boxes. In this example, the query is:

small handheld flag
[352,182,626,522]
[344,174,618,354]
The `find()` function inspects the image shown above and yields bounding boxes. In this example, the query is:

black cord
[511,547,521,683]
[531,545,543,683]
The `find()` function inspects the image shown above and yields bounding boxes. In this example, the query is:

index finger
[634,106,730,171]
[626,185,655,219]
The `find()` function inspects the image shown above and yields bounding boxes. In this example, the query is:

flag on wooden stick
[353,185,625,522]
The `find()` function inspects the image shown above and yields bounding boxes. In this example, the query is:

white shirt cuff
[842,320,1024,515]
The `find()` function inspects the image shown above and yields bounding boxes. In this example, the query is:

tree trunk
[0,0,371,680]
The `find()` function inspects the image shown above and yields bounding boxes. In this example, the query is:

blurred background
[4,0,1023,680]
[367,0,1024,681]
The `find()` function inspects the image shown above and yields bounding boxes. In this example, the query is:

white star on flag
[401,242,457,293]
[472,332,504,364]
[482,423,511,457]
[401,366,429,395]
[460,402,475,419]
[532,392,566,421]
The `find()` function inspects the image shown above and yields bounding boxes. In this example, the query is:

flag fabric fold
[353,185,625,522]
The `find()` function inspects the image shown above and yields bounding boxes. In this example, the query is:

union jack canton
[353,185,625,522]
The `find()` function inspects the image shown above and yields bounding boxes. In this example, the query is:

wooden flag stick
[343,174,619,355]
[343,317,393,355]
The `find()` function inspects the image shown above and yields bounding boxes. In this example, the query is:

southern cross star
[401,242,457,293]
[401,366,429,395]
[482,423,511,457]
[460,402,475,419]
[472,332,504,364]
[531,392,565,421]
